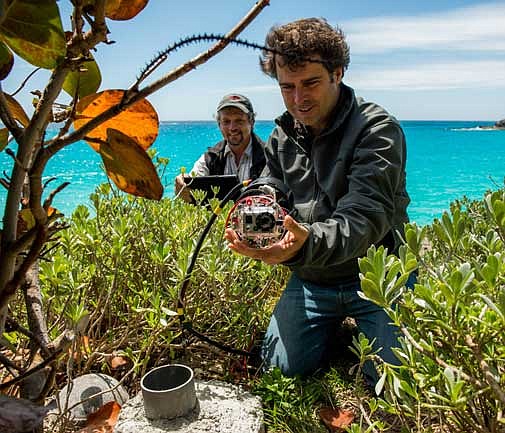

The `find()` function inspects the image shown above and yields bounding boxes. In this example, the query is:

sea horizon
[1,119,504,228]
[159,119,500,123]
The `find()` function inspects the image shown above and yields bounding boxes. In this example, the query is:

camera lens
[255,212,276,232]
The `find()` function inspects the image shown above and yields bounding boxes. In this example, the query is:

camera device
[225,177,294,248]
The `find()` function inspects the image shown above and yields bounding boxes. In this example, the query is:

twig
[0,351,22,372]
[465,335,505,405]
[0,226,47,312]
[5,148,28,172]
[0,348,64,391]
[43,182,70,210]
[400,325,486,390]
[11,68,41,97]
[57,362,138,419]
[5,316,38,345]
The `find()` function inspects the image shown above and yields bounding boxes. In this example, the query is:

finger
[224,228,239,242]
[284,215,309,239]
[229,241,263,259]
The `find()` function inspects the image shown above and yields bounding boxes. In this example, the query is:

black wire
[176,180,254,357]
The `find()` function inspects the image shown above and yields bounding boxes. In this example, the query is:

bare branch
[43,182,70,210]
[0,351,22,372]
[5,148,29,172]
[400,325,486,389]
[11,68,42,97]
[23,262,51,356]
[0,226,47,312]
[465,335,505,405]
[0,346,66,391]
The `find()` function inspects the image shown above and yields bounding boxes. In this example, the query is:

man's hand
[224,215,309,265]
[174,174,192,203]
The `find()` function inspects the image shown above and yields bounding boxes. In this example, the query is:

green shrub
[39,182,288,380]
[356,188,505,433]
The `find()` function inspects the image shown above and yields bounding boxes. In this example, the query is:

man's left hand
[224,215,309,265]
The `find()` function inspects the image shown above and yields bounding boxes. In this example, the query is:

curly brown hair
[260,18,350,79]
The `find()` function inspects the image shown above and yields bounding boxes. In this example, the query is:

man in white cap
[174,94,266,202]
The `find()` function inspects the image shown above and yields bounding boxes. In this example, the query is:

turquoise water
[1,120,504,226]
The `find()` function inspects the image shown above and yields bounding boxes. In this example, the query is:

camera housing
[225,177,293,248]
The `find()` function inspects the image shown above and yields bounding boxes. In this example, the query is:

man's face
[217,107,253,148]
[276,57,342,134]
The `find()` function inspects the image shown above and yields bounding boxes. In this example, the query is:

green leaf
[359,277,385,306]
[62,54,101,98]
[375,370,387,396]
[0,0,66,69]
[498,288,505,317]
[478,293,505,322]
[480,254,499,287]
[0,39,13,79]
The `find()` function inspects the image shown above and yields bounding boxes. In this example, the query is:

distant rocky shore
[480,118,505,130]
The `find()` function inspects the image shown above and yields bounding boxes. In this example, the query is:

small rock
[54,373,129,421]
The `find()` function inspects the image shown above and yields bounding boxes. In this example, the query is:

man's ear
[332,67,344,84]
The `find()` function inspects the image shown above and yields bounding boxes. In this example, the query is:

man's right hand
[174,174,192,203]
[224,215,309,265]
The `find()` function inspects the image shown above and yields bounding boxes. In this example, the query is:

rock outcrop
[494,118,505,128]
[479,118,505,130]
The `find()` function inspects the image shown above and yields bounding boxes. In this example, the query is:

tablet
[183,175,240,202]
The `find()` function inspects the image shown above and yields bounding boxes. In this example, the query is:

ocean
[1,120,504,227]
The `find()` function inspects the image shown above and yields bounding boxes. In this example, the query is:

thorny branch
[44,0,271,154]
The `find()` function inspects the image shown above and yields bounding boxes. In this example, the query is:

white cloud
[347,60,505,91]
[222,3,505,96]
[342,2,505,53]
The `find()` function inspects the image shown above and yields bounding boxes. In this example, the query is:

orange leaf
[78,401,121,433]
[47,206,57,217]
[3,93,30,127]
[99,128,163,200]
[318,406,355,432]
[73,89,159,152]
[0,127,9,151]
[17,209,35,237]
[0,41,14,80]
[105,0,149,20]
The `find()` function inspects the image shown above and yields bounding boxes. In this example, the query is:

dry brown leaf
[68,336,92,362]
[3,93,30,126]
[109,355,129,370]
[105,0,149,20]
[318,406,355,432]
[74,89,158,152]
[77,401,121,433]
[99,128,163,200]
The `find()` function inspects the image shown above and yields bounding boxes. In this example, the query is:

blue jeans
[261,272,416,385]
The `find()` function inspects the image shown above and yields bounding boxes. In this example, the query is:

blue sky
[5,0,505,121]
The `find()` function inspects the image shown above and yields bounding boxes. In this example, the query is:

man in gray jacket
[225,18,413,385]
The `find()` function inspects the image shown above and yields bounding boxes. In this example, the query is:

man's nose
[294,87,306,105]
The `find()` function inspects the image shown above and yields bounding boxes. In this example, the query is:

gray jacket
[263,84,410,285]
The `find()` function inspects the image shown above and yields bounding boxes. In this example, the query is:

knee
[261,334,321,377]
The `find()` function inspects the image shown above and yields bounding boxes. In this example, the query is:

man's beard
[227,133,244,146]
